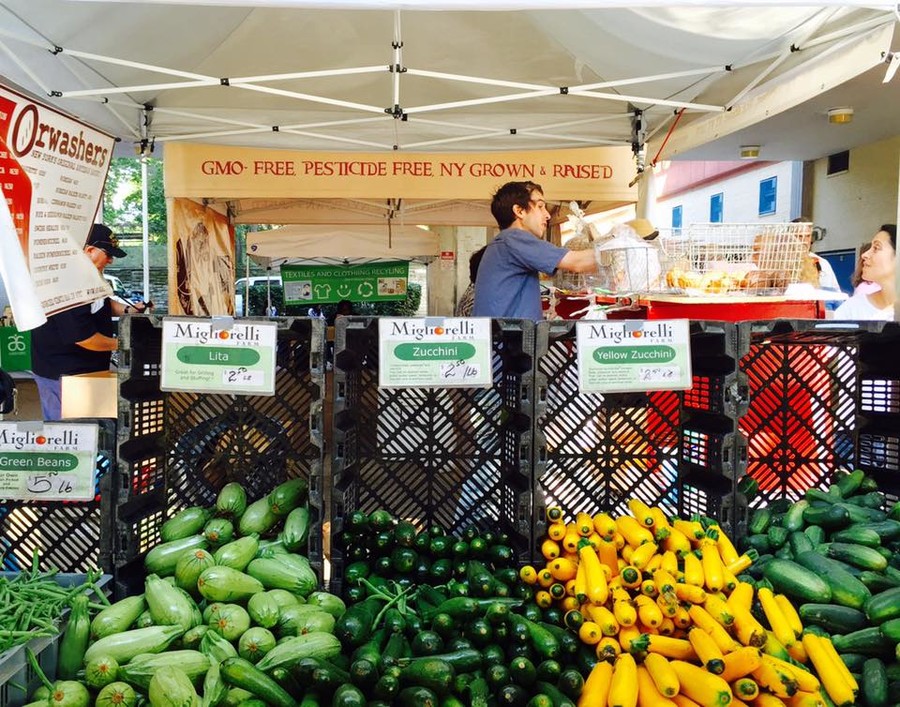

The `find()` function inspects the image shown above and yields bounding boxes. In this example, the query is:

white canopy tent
[246,223,440,267]
[0,3,895,161]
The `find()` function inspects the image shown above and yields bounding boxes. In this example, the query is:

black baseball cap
[85,223,127,258]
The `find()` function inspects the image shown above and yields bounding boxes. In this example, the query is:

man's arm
[557,249,598,274]
[75,332,118,352]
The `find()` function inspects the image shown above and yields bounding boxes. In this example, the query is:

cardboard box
[61,371,118,419]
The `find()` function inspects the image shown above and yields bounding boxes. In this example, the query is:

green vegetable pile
[328,511,591,707]
[17,477,340,707]
[742,469,900,705]
[0,556,108,654]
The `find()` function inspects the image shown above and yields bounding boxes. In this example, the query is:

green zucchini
[119,650,211,690]
[282,507,310,551]
[747,508,773,535]
[253,633,342,673]
[866,586,900,624]
[220,657,297,707]
[399,658,454,694]
[826,542,888,571]
[57,594,91,680]
[213,535,260,571]
[144,534,208,576]
[267,477,308,517]
[798,604,867,634]
[238,497,280,537]
[831,627,895,656]
[216,482,247,518]
[161,506,212,542]
[148,666,198,707]
[862,658,889,707]
[332,684,366,707]
[91,595,146,640]
[397,686,440,707]
[197,566,264,602]
[794,551,870,609]
[802,504,850,529]
[84,625,184,664]
[831,527,881,547]
[761,558,832,603]
[335,596,383,648]
[788,531,814,556]
[783,500,809,532]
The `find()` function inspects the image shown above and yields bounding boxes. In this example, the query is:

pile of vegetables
[743,469,900,706]
[331,511,592,706]
[18,477,338,707]
[526,497,866,707]
[0,555,108,654]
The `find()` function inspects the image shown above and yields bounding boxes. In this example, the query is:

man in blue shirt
[472,181,598,319]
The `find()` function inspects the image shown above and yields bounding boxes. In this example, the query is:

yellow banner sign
[164,144,637,202]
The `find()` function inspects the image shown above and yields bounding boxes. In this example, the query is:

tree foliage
[102,157,167,241]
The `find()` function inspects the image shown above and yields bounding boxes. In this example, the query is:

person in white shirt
[833,224,896,321]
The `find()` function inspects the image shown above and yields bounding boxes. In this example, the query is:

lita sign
[165,144,638,202]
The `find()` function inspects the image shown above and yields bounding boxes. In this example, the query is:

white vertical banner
[0,83,115,329]
[0,186,45,330]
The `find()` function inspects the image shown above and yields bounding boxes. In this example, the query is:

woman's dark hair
[878,224,896,250]
[490,181,542,229]
[468,246,487,284]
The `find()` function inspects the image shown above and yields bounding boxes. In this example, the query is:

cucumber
[862,658,889,707]
[783,500,809,532]
[826,542,888,571]
[761,558,832,603]
[802,504,850,529]
[865,587,900,624]
[803,525,825,546]
[766,526,789,550]
[748,508,773,535]
[794,551,870,610]
[788,531,814,556]
[744,534,770,554]
[399,658,454,694]
[838,653,867,672]
[831,627,895,656]
[831,527,881,547]
[220,657,296,707]
[798,604,867,634]
[859,572,900,594]
[879,618,900,642]
[834,469,864,497]
[854,519,900,541]
[834,503,887,524]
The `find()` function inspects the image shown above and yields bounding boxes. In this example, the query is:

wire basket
[659,222,813,296]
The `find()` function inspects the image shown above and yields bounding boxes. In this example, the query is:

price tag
[438,361,482,382]
[0,423,99,502]
[222,368,264,386]
[576,320,692,393]
[161,318,278,395]
[379,318,492,388]
[638,365,681,383]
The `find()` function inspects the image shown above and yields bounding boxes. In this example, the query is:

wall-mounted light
[827,107,854,124]
[739,145,761,160]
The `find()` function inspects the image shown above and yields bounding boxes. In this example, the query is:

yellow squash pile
[521,500,858,707]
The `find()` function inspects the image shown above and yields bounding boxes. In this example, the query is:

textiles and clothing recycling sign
[281,262,409,305]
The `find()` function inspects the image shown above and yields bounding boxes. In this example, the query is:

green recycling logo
[357,282,374,297]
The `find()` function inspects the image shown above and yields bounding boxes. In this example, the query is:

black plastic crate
[113,316,325,587]
[737,320,897,507]
[532,320,738,540]
[330,317,536,593]
[0,419,116,573]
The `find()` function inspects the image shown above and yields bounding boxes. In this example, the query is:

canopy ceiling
[246,223,440,266]
[0,2,896,166]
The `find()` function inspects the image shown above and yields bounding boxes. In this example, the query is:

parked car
[235,275,282,315]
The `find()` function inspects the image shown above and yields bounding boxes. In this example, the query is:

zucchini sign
[576,320,692,393]
[0,423,99,501]
[281,262,409,305]
[379,318,492,388]
[160,318,278,395]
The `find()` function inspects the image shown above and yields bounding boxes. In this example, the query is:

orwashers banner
[0,83,115,329]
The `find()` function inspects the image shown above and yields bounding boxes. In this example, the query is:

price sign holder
[378,317,492,388]
[576,319,692,394]
[160,317,278,395]
[0,422,99,501]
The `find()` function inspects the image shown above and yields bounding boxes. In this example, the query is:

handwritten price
[222,367,263,385]
[638,365,680,383]
[26,473,78,495]
[439,360,481,381]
